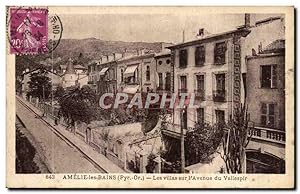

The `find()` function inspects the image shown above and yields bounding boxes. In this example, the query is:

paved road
[16,99,104,173]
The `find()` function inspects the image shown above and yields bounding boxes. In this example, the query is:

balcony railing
[178,88,188,96]
[157,85,171,92]
[194,89,205,100]
[248,127,285,144]
[213,90,226,102]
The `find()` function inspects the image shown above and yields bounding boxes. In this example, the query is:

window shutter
[261,102,267,114]
[272,65,277,88]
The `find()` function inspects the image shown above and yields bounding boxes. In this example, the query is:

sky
[59,13,283,43]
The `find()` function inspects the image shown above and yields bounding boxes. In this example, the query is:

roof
[116,53,155,63]
[246,39,285,60]
[167,28,251,49]
[65,59,76,74]
[262,39,285,54]
[155,50,171,58]
[60,64,87,70]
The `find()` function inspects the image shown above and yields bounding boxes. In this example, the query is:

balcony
[194,89,205,100]
[248,127,285,145]
[157,85,171,92]
[178,88,188,96]
[213,90,226,102]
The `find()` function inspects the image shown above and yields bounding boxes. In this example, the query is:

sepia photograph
[5,6,295,189]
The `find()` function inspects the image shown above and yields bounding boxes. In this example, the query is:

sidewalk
[16,96,126,173]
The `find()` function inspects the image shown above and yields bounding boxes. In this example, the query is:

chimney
[196,28,205,38]
[258,42,263,54]
[113,53,116,60]
[245,13,250,28]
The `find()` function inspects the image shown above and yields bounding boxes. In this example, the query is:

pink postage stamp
[9,7,48,55]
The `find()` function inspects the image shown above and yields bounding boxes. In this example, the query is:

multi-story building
[166,27,251,136]
[246,39,285,130]
[87,60,98,92]
[117,50,156,95]
[245,39,285,174]
[97,53,122,95]
[155,51,173,94]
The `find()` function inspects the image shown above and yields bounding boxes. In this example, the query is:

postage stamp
[9,7,48,55]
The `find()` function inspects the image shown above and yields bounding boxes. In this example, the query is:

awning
[123,85,140,94]
[99,67,109,75]
[124,65,138,77]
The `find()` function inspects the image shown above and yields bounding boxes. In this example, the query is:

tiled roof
[262,39,285,54]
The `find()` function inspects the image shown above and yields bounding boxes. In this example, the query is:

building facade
[166,28,251,136]
[155,51,173,94]
[246,39,285,130]
[117,52,157,95]
[97,54,123,95]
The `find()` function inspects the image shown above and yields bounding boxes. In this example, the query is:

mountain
[16,38,171,76]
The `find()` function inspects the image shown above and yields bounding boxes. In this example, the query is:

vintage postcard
[6,6,295,189]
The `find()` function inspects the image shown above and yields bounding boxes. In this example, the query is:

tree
[27,68,52,100]
[185,122,224,166]
[219,103,252,173]
[59,85,96,130]
[53,86,65,100]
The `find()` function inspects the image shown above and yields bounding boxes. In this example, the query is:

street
[16,98,104,173]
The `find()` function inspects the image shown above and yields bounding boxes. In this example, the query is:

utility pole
[180,107,186,173]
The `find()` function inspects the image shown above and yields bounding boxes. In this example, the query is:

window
[146,66,150,81]
[261,103,276,128]
[261,65,277,88]
[196,108,204,124]
[196,75,205,99]
[215,110,225,124]
[180,76,187,92]
[158,73,163,90]
[111,69,115,80]
[158,60,163,65]
[165,72,171,91]
[166,59,171,64]
[216,74,225,90]
[121,69,124,82]
[213,74,226,102]
[195,45,205,66]
[196,75,205,91]
[179,49,188,68]
[214,42,226,64]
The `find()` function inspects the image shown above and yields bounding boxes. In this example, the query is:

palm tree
[59,85,96,131]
